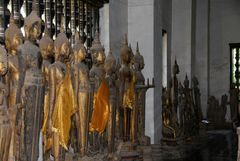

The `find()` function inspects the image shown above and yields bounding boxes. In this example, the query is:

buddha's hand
[46,120,53,138]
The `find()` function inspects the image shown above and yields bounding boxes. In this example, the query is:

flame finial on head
[136,42,140,55]
[90,29,104,53]
[73,31,86,53]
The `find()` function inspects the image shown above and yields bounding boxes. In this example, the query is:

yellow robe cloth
[89,79,110,133]
[123,75,136,109]
[51,70,76,150]
[41,91,51,151]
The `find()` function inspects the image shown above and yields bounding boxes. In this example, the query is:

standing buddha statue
[119,34,136,143]
[89,30,109,149]
[17,0,45,160]
[4,15,23,161]
[171,59,180,115]
[39,26,54,160]
[72,31,90,156]
[104,49,118,155]
[48,23,75,161]
[0,46,12,161]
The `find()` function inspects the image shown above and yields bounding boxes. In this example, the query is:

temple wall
[209,0,240,100]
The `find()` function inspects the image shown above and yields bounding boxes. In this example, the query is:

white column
[195,0,209,117]
[99,4,110,53]
[171,0,194,81]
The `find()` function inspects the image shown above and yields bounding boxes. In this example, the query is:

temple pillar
[194,0,209,117]
[171,0,196,81]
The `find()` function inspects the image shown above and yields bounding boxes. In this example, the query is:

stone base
[153,134,208,161]
[206,122,232,130]
[138,135,151,146]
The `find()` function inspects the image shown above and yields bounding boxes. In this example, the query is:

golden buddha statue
[89,30,109,151]
[39,26,54,159]
[72,32,90,156]
[104,49,118,154]
[119,34,136,143]
[48,24,75,161]
[0,45,12,161]
[17,1,45,160]
[4,15,23,161]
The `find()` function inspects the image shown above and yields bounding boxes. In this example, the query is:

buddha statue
[192,76,203,130]
[171,59,180,115]
[48,23,75,161]
[72,31,90,156]
[39,26,54,159]
[183,75,195,137]
[89,30,109,151]
[119,34,136,142]
[104,49,118,154]
[4,15,23,161]
[0,46,12,161]
[17,1,45,160]
[162,86,177,139]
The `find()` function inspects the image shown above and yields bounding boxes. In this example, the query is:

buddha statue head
[5,16,23,55]
[184,74,189,88]
[24,0,42,41]
[192,76,199,87]
[73,31,86,63]
[0,46,8,76]
[129,43,134,64]
[90,30,105,65]
[173,59,180,75]
[39,26,54,60]
[120,34,131,65]
[104,49,117,75]
[133,42,145,71]
[54,24,70,62]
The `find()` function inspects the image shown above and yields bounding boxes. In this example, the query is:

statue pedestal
[154,134,208,160]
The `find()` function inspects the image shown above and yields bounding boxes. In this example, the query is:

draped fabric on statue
[123,75,136,110]
[52,70,76,150]
[41,92,51,151]
[89,79,110,133]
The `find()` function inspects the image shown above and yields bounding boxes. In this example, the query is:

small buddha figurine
[183,75,196,136]
[0,46,12,161]
[48,23,75,161]
[162,87,177,139]
[72,31,90,156]
[229,83,239,128]
[89,30,109,150]
[39,26,54,159]
[104,49,118,154]
[192,77,203,126]
[133,43,145,141]
[119,34,136,142]
[171,60,180,115]
[17,1,45,160]
[4,15,23,161]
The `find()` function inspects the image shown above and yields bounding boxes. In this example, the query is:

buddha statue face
[92,51,105,65]
[0,47,8,76]
[24,22,41,41]
[0,61,7,76]
[184,77,189,88]
[134,57,145,71]
[120,48,131,65]
[74,49,86,63]
[104,51,116,75]
[5,19,23,54]
[61,43,71,60]
[173,60,180,75]
[41,43,54,59]
[79,69,88,82]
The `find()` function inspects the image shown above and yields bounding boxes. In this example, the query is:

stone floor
[152,130,237,161]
